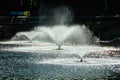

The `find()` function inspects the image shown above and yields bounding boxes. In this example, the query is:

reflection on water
[0,41,120,79]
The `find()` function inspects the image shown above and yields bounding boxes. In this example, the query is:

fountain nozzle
[57,45,61,50]
[80,58,83,62]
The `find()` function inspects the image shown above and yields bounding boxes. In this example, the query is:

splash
[12,25,97,50]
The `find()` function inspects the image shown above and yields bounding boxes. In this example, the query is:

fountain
[11,31,40,43]
[0,7,120,79]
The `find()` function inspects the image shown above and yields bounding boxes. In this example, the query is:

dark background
[0,0,120,41]
[0,0,120,16]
